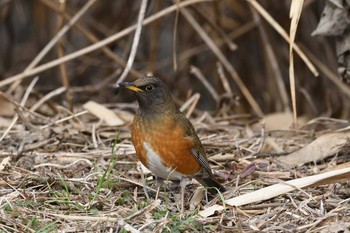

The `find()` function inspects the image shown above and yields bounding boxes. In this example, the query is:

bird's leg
[179,177,191,214]
[155,176,164,200]
[137,162,150,200]
[155,186,161,200]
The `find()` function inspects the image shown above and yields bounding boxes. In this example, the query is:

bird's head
[119,76,176,115]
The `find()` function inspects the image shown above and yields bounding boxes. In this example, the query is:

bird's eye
[145,85,154,92]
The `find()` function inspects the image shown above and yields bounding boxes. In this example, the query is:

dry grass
[1,105,349,232]
[0,0,350,232]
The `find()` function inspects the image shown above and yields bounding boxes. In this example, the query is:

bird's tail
[198,178,226,195]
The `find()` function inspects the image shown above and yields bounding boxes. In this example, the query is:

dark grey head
[119,76,176,115]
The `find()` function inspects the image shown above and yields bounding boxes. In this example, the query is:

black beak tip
[113,82,129,95]
[117,82,131,88]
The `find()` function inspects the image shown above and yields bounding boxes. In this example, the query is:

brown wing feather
[175,112,213,176]
[177,112,226,193]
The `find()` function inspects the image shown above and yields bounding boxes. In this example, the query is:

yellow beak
[119,82,143,92]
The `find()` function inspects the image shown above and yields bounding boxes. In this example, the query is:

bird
[119,76,226,210]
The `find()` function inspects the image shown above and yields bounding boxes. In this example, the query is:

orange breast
[131,115,201,177]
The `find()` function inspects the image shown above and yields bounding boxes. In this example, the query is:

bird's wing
[178,114,213,176]
[189,148,213,176]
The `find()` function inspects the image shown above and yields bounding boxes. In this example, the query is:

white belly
[143,142,183,180]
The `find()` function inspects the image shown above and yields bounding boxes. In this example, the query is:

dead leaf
[312,0,350,36]
[240,163,257,178]
[0,117,13,128]
[0,94,15,117]
[255,171,292,179]
[278,131,350,166]
[252,112,307,131]
[0,156,10,171]
[190,188,205,210]
[199,204,225,218]
[199,167,350,218]
[83,101,125,126]
[320,221,350,233]
[6,191,21,201]
[114,109,134,123]
[263,137,285,153]
[226,167,350,206]
[324,161,350,171]
[210,153,236,161]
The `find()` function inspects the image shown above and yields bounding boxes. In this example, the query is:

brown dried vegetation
[0,0,349,232]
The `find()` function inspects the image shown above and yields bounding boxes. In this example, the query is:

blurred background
[0,0,349,119]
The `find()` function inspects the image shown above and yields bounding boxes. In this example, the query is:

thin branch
[27,0,96,71]
[216,62,232,95]
[39,0,142,78]
[0,77,39,142]
[0,0,212,88]
[117,0,148,84]
[181,7,264,117]
[289,0,304,127]
[190,65,220,103]
[172,0,180,71]
[29,86,67,112]
[179,93,201,118]
[250,7,290,112]
[303,46,350,99]
[249,0,318,77]
[8,0,96,94]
